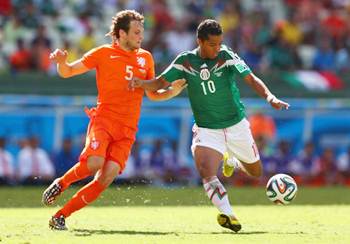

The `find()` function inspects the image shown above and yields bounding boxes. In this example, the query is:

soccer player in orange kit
[42,10,181,230]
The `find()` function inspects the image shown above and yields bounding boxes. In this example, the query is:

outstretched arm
[128,76,169,91]
[244,73,290,110]
[49,49,89,78]
[146,79,187,101]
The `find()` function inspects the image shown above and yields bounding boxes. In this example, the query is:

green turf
[1,186,350,207]
[1,206,350,244]
[1,186,350,243]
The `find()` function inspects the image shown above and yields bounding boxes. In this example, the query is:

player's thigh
[106,137,135,174]
[194,146,223,179]
[226,118,260,164]
[79,118,112,162]
[79,117,113,163]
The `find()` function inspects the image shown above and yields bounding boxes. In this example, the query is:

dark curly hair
[106,10,144,42]
[197,19,223,41]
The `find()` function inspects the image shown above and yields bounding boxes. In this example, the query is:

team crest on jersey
[137,57,146,67]
[200,68,210,80]
[90,140,100,150]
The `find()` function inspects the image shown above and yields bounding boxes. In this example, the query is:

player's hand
[128,77,144,91]
[49,49,68,64]
[269,97,290,110]
[170,79,187,95]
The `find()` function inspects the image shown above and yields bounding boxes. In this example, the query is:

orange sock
[55,180,106,218]
[59,161,92,190]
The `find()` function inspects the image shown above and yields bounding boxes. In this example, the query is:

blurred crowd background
[1,0,350,73]
[0,0,350,187]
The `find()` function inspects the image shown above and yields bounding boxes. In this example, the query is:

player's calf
[240,160,262,178]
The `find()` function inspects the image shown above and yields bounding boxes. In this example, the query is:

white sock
[203,176,233,216]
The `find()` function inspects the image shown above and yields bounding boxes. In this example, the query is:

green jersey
[160,45,252,129]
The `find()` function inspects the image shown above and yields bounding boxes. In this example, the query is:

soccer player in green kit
[129,19,289,232]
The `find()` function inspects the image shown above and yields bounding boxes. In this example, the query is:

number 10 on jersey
[200,80,216,95]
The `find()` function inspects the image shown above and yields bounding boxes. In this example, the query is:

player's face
[124,20,144,50]
[198,34,223,59]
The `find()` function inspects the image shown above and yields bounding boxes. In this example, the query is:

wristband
[266,94,276,103]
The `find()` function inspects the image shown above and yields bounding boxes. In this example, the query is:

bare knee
[95,161,121,187]
[86,156,104,174]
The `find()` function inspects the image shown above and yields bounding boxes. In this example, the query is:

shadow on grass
[73,229,177,236]
[73,225,307,236]
[73,229,277,236]
[235,231,305,235]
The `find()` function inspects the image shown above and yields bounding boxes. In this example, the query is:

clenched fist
[49,49,68,64]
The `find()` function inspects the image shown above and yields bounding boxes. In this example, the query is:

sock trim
[210,187,227,200]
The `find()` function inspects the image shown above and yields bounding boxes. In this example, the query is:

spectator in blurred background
[164,20,195,57]
[150,138,166,184]
[266,23,302,70]
[270,140,294,175]
[289,141,318,185]
[62,39,79,63]
[1,0,350,74]
[52,138,77,178]
[129,140,152,184]
[321,7,347,42]
[31,25,52,73]
[2,15,30,56]
[9,38,32,72]
[0,137,15,185]
[312,37,335,71]
[17,136,55,185]
[255,135,274,182]
[336,146,350,186]
[78,26,97,54]
[312,147,337,185]
[248,110,276,142]
[334,39,350,72]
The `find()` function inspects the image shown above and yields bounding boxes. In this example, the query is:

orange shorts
[79,108,136,173]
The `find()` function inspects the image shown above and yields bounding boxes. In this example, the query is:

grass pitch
[1,186,350,244]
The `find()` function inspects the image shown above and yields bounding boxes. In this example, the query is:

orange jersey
[81,43,155,129]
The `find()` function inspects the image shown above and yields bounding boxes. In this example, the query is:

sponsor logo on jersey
[137,57,146,67]
[200,68,210,80]
[110,55,121,59]
[139,68,146,74]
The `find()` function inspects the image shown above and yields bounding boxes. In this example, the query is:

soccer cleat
[222,152,235,177]
[217,213,242,233]
[49,215,67,230]
[42,178,63,206]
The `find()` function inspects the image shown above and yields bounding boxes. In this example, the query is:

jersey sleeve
[81,46,103,69]
[226,48,252,78]
[159,53,186,83]
[146,54,155,80]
